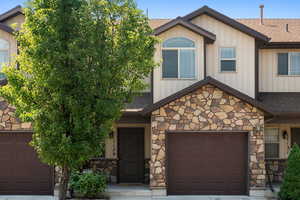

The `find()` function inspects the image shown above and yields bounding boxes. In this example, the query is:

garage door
[0,132,53,195]
[167,132,248,195]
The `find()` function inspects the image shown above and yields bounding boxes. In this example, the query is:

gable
[3,14,25,30]
[0,6,23,23]
[183,6,269,42]
[191,14,254,42]
[154,17,216,43]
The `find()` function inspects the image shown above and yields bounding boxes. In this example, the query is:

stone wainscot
[0,98,32,130]
[150,84,266,190]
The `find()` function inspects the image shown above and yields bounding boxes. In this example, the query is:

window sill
[277,74,300,77]
[219,71,237,73]
[161,78,197,81]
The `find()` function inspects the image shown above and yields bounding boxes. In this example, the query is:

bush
[279,144,300,200]
[70,171,107,198]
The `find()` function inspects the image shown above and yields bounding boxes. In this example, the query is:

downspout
[204,39,207,78]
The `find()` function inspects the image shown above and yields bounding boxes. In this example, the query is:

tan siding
[3,15,25,30]
[153,25,204,102]
[105,123,151,159]
[143,75,151,92]
[259,49,300,92]
[0,29,17,63]
[191,15,256,98]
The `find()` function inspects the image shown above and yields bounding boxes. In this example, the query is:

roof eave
[0,23,14,34]
[261,42,300,49]
[0,5,24,23]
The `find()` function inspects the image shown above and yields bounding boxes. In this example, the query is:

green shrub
[279,144,300,200]
[70,171,107,198]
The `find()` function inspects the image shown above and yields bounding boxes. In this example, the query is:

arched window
[0,39,9,80]
[162,37,196,79]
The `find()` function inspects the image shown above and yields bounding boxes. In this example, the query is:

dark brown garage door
[167,132,248,195]
[0,132,53,195]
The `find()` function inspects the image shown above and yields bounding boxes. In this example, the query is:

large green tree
[0,0,157,199]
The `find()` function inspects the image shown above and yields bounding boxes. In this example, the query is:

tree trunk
[58,166,70,200]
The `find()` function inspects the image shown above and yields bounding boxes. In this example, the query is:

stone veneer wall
[84,158,151,184]
[0,99,32,130]
[151,84,265,189]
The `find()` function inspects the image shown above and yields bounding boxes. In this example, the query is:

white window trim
[265,127,280,159]
[161,38,197,80]
[0,39,10,65]
[219,47,237,73]
[277,52,300,76]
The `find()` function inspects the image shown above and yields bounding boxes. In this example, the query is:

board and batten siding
[153,25,204,102]
[191,15,256,98]
[259,49,300,92]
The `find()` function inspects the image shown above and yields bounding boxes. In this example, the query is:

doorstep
[104,184,152,197]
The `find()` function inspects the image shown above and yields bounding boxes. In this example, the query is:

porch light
[282,130,288,140]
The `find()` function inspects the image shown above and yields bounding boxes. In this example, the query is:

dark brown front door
[0,132,53,195]
[291,128,300,146]
[167,132,248,195]
[118,128,144,183]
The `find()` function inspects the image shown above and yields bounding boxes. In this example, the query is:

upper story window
[0,39,9,80]
[220,47,236,72]
[278,52,300,75]
[265,128,280,159]
[162,37,196,79]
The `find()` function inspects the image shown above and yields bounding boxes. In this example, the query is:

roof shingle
[149,18,300,42]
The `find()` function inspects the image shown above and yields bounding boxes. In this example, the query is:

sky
[1,0,300,19]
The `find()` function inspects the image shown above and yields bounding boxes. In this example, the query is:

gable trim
[154,17,216,43]
[0,23,14,34]
[183,6,270,42]
[0,6,23,23]
[142,76,273,116]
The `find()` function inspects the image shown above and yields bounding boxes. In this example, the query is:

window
[220,47,236,72]
[0,39,9,80]
[278,52,300,75]
[265,128,280,159]
[162,37,196,79]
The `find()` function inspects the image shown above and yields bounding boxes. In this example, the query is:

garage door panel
[167,132,248,195]
[0,132,53,195]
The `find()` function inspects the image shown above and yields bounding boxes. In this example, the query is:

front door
[118,128,144,183]
[291,128,300,147]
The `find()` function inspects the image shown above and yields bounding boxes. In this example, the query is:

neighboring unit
[0,4,300,198]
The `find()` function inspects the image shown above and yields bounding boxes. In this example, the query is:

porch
[264,125,300,185]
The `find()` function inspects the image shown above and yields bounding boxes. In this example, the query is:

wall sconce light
[282,130,288,140]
